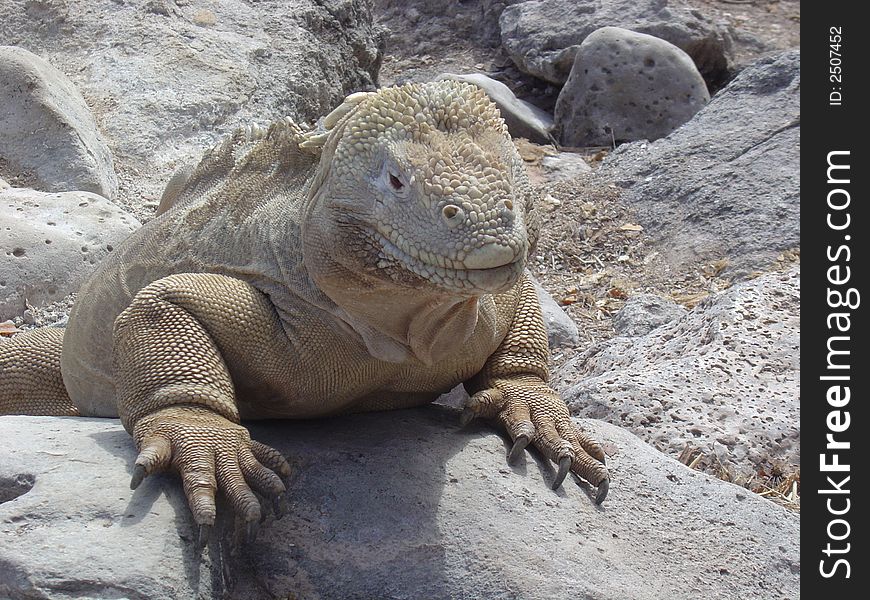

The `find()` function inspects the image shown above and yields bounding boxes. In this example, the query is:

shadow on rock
[90,406,486,599]
[227,406,477,599]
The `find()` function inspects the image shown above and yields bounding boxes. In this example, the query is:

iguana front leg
[113,273,292,546]
[463,275,609,502]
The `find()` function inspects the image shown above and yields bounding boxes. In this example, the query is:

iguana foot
[130,406,291,546]
[461,381,609,503]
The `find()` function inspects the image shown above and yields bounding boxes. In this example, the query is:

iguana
[0,81,609,546]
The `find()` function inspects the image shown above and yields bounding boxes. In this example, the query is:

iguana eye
[389,172,404,191]
[380,161,410,198]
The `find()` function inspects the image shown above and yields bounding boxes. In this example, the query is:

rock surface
[439,72,553,143]
[375,0,517,58]
[530,275,579,348]
[0,412,799,600]
[539,152,592,181]
[612,293,687,337]
[599,50,799,278]
[476,0,526,46]
[555,267,800,481]
[0,0,383,217]
[0,46,118,199]
[499,0,733,88]
[555,27,709,146]
[0,187,140,320]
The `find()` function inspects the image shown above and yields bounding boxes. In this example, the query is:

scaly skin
[0,81,609,544]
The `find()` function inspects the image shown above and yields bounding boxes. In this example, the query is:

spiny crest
[365,80,507,135]
[173,116,314,212]
[299,80,510,154]
[198,116,309,166]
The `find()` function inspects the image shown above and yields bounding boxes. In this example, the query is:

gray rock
[0,46,118,200]
[555,27,709,146]
[376,0,521,53]
[434,383,469,409]
[539,152,592,181]
[0,187,140,320]
[499,0,733,88]
[439,72,554,143]
[0,0,383,218]
[0,412,798,599]
[530,275,579,348]
[475,0,526,46]
[612,293,687,337]
[599,50,800,277]
[555,267,800,481]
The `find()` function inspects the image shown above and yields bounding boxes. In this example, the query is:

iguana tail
[0,328,79,416]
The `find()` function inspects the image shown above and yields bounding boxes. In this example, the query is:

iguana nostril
[499,199,516,224]
[441,204,464,228]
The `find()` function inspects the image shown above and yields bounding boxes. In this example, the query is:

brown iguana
[0,81,609,546]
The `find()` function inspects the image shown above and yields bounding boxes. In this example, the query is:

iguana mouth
[376,233,523,294]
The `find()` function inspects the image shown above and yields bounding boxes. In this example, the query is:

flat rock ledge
[0,412,798,600]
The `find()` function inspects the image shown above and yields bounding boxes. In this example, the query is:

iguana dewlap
[1,81,609,545]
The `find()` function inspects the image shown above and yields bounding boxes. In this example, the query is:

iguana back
[62,120,320,416]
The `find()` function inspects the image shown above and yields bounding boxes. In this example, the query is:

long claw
[459,407,476,427]
[246,520,260,544]
[595,477,610,504]
[198,524,211,549]
[130,464,147,490]
[552,456,571,490]
[508,435,530,464]
[272,494,285,520]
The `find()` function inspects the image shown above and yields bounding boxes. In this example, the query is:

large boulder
[0,46,118,199]
[0,412,799,599]
[554,27,709,146]
[0,0,383,214]
[598,50,800,277]
[555,267,800,481]
[499,0,733,89]
[0,187,140,320]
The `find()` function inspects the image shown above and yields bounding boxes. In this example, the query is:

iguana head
[304,81,539,298]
